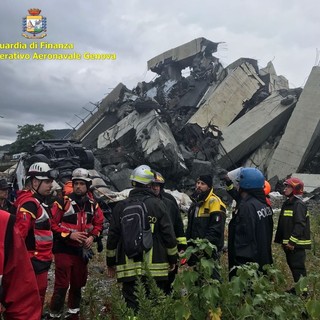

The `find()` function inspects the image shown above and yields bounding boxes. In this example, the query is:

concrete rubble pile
[69,37,320,193]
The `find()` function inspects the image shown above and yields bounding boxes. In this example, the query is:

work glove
[82,248,94,263]
[217,168,229,180]
[96,237,104,253]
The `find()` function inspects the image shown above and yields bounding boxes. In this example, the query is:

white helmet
[72,168,91,182]
[130,165,155,185]
[27,162,57,180]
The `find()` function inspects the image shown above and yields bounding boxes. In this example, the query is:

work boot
[64,312,80,320]
[43,313,62,319]
[285,287,296,295]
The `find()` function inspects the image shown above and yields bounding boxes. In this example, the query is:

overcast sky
[1,0,319,146]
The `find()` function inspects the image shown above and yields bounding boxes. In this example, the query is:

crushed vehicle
[12,139,95,190]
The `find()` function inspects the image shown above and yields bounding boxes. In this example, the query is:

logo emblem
[22,8,47,39]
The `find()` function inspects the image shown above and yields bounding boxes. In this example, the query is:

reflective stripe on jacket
[16,192,53,262]
[51,193,104,252]
[161,192,187,250]
[107,188,178,282]
[186,189,227,251]
[275,196,311,249]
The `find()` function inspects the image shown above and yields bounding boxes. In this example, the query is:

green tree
[9,123,53,154]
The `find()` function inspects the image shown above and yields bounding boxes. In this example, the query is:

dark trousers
[164,265,178,294]
[122,278,168,311]
[284,248,306,282]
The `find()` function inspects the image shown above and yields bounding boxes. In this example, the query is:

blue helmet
[239,167,265,189]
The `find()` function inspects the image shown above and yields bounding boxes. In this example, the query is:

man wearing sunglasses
[15,162,57,314]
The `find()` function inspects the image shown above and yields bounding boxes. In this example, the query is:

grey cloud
[1,0,319,145]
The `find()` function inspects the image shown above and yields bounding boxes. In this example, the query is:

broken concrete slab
[267,66,320,180]
[291,173,320,193]
[227,58,259,74]
[105,168,133,191]
[98,109,188,176]
[97,110,138,149]
[243,139,280,172]
[147,37,220,79]
[74,83,128,143]
[187,62,265,130]
[217,91,297,169]
[259,61,289,92]
[41,37,319,192]
[89,169,125,202]
[189,159,213,179]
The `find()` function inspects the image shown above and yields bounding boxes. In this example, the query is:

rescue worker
[228,167,273,279]
[264,180,272,207]
[186,174,227,280]
[0,178,15,214]
[106,165,178,310]
[48,168,104,319]
[151,171,187,293]
[274,177,311,294]
[222,168,242,207]
[15,162,56,310]
[0,209,42,319]
[222,169,272,209]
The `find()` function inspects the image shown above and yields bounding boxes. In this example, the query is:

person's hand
[70,231,87,244]
[218,169,229,181]
[83,235,94,249]
[107,266,116,278]
[82,248,94,263]
[168,263,176,272]
[285,243,295,251]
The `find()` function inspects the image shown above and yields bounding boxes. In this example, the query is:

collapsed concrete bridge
[64,38,320,191]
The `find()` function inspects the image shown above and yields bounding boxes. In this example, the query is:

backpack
[120,197,153,259]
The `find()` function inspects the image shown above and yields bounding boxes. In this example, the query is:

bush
[80,209,320,319]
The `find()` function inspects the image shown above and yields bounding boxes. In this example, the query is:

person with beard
[228,167,273,280]
[186,175,227,279]
[48,168,103,320]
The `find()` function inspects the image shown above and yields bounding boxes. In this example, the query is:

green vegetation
[9,123,53,153]
[45,206,320,319]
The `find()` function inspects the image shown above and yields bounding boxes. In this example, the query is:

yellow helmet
[130,165,155,185]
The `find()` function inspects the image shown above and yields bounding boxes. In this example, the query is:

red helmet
[284,177,304,195]
[264,181,271,195]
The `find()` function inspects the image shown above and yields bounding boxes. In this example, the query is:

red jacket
[51,193,103,253]
[15,190,53,263]
[0,210,42,320]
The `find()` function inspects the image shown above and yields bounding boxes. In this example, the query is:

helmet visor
[28,169,59,180]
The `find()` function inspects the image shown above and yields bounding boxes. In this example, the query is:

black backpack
[120,197,153,259]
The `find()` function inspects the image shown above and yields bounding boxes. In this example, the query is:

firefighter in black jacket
[275,177,311,292]
[228,167,273,280]
[106,165,178,310]
[151,171,187,293]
